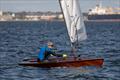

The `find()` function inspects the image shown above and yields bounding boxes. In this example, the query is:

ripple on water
[0,21,120,80]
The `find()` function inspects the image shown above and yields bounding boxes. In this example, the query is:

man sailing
[38,41,66,62]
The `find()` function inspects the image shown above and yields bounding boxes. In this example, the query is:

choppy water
[0,21,120,80]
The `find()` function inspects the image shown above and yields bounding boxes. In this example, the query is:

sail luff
[59,0,87,44]
[59,0,71,37]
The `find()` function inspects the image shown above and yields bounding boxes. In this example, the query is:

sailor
[38,41,59,61]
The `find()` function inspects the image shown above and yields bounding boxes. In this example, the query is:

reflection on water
[0,21,120,80]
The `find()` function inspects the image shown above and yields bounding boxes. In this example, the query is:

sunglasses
[48,45,54,47]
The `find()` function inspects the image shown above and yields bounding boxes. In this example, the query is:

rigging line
[75,17,80,47]
[71,16,80,58]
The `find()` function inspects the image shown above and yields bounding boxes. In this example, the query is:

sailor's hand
[62,53,68,58]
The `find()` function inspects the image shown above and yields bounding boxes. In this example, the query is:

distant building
[0,11,64,21]
[25,15,40,21]
[12,13,15,17]
[40,15,57,20]
[0,11,3,16]
[0,15,13,21]
[58,14,63,19]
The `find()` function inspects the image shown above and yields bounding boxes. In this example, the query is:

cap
[47,41,54,46]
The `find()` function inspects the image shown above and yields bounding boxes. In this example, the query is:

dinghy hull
[19,58,104,68]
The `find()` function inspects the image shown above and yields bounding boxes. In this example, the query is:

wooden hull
[19,57,104,68]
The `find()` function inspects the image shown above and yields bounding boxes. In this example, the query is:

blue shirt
[38,46,53,61]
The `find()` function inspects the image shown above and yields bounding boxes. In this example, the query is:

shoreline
[85,19,120,22]
[0,19,120,22]
[0,19,64,22]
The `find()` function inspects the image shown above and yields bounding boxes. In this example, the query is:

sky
[0,0,120,12]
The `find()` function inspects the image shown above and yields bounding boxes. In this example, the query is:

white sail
[59,0,87,43]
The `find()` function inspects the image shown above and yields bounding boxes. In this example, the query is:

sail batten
[59,0,87,44]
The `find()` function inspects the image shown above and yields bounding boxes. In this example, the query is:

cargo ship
[86,4,120,21]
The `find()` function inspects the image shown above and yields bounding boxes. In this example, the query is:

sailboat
[19,0,104,68]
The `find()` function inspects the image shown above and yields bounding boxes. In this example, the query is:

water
[0,21,120,80]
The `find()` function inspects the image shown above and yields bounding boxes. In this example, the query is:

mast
[59,0,77,58]
[59,0,87,58]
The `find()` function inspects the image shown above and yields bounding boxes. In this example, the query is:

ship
[86,4,120,21]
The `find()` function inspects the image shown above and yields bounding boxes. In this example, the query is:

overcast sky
[0,0,120,12]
